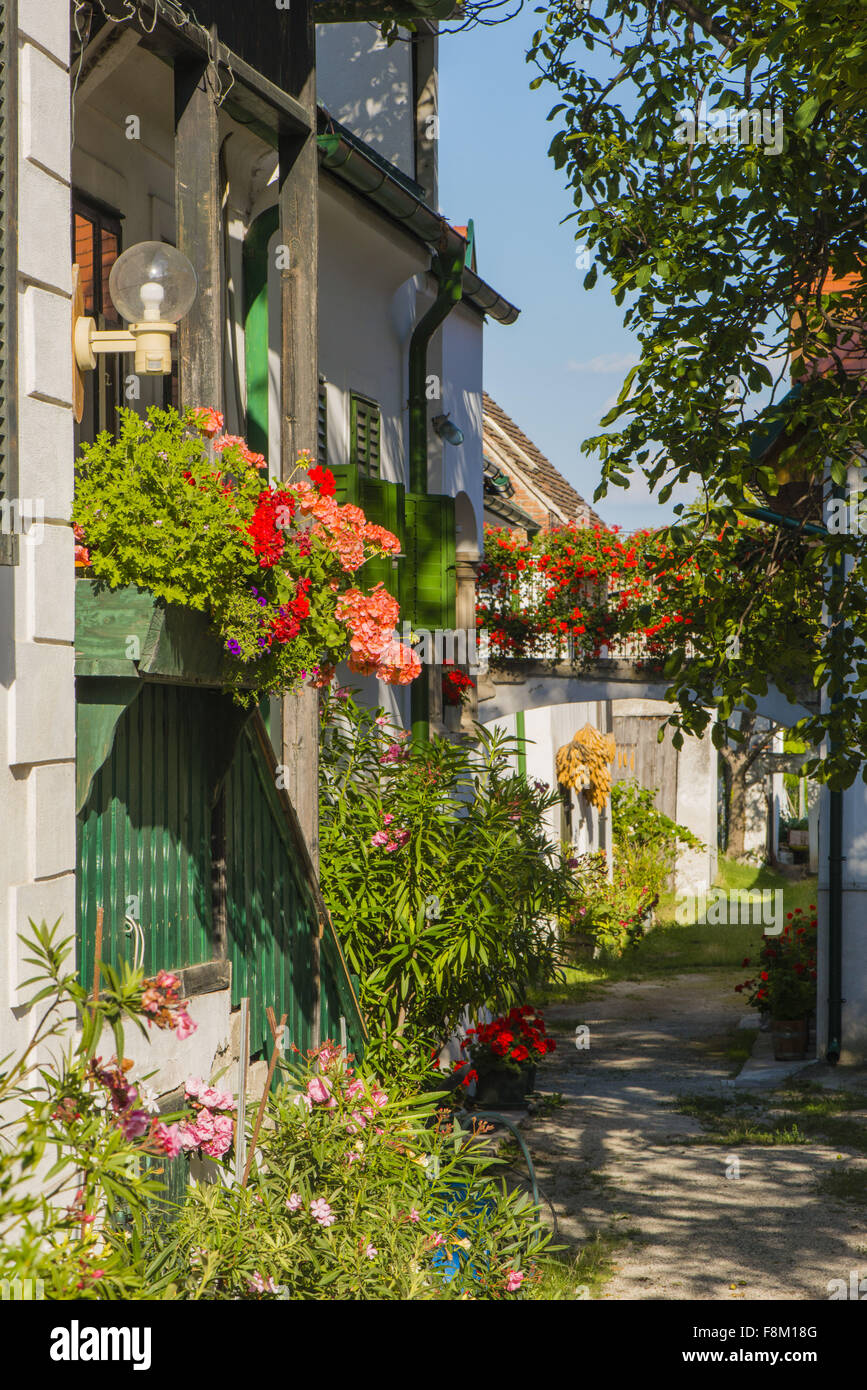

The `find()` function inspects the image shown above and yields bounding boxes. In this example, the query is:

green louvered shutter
[329,463,360,506]
[359,475,404,599]
[350,394,381,477]
[0,0,17,566]
[403,493,456,631]
[317,380,328,466]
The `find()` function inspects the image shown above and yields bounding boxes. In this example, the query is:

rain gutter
[317,115,520,326]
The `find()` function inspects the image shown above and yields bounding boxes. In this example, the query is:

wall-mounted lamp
[73,241,198,377]
[432,413,464,447]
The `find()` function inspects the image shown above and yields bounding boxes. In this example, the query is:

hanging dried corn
[555,723,616,811]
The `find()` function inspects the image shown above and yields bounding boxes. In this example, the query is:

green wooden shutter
[359,475,404,598]
[403,493,456,631]
[0,0,17,566]
[350,394,381,477]
[330,463,360,506]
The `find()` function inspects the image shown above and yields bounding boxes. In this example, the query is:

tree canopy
[528,0,867,785]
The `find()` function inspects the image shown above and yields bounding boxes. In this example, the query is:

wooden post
[174,52,224,414]
[241,1007,286,1187]
[278,0,320,873]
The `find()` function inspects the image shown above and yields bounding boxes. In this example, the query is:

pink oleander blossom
[307,1076,335,1107]
[286,1193,303,1213]
[120,1109,149,1140]
[152,1122,183,1158]
[310,1198,336,1227]
[505,1270,524,1293]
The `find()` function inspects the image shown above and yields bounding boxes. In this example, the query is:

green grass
[670,1081,867,1152]
[816,1169,867,1205]
[534,859,818,1007]
[533,1232,622,1300]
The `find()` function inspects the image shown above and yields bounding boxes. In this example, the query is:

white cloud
[566,353,640,375]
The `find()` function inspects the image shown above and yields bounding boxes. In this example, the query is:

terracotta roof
[482,392,604,528]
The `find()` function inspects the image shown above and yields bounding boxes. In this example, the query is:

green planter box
[75,578,230,686]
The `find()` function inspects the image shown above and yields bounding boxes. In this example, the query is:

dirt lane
[525,974,867,1300]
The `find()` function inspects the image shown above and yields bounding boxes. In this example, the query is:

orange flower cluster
[336,584,420,685]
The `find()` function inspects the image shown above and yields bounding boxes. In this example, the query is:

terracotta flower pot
[771,1017,808,1061]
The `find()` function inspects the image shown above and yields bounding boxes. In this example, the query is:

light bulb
[108,241,198,324]
[139,281,165,322]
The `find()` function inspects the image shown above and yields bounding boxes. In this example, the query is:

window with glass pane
[72,198,122,442]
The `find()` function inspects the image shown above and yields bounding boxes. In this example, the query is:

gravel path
[524,972,867,1300]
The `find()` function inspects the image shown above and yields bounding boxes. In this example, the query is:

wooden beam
[174,56,224,413]
[75,27,142,105]
[278,0,320,871]
[97,4,312,137]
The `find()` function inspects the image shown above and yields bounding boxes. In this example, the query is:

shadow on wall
[316,24,415,178]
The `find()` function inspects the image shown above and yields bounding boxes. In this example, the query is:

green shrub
[318,694,571,1075]
[152,1045,556,1300]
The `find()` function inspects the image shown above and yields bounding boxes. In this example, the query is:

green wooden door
[77,683,364,1061]
[403,492,456,631]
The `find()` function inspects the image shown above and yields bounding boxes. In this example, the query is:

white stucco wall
[319,180,425,488]
[439,302,484,558]
[1,2,76,1065]
[316,23,415,180]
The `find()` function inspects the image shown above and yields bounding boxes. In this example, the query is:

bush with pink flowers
[156,1042,559,1300]
[0,921,199,1298]
[319,696,571,1076]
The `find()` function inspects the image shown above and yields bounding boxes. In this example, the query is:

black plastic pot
[474,1064,536,1109]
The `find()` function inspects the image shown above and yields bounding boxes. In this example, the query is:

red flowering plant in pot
[442,666,475,707]
[72,406,421,705]
[735,908,817,1058]
[454,1008,556,1108]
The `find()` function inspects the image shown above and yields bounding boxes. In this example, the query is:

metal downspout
[826,483,845,1065]
[408,247,465,745]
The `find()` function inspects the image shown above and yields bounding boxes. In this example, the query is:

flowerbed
[73,406,420,704]
[0,921,575,1300]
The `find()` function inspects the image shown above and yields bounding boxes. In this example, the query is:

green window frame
[0,0,18,567]
[350,392,381,477]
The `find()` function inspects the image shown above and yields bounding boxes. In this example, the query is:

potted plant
[735,908,817,1055]
[766,941,816,1060]
[457,1008,556,1108]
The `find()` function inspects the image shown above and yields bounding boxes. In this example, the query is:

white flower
[138,1083,159,1115]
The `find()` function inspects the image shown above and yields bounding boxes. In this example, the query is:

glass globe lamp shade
[108,242,198,324]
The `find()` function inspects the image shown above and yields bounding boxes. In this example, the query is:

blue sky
[438,14,695,531]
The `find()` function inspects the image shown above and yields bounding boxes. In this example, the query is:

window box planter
[75,578,237,687]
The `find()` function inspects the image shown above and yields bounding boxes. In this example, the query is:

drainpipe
[408,245,465,744]
[408,245,465,494]
[826,483,845,1065]
[739,501,842,1062]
